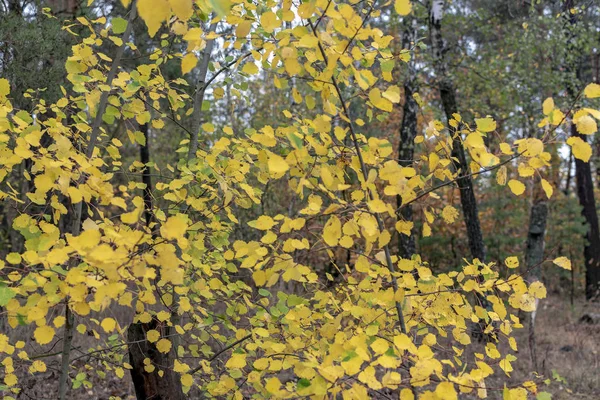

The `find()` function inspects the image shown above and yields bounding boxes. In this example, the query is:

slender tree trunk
[524,179,548,370]
[573,126,600,300]
[566,0,600,300]
[127,124,185,399]
[397,21,418,259]
[429,0,486,262]
[128,124,185,399]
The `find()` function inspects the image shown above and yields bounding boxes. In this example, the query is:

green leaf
[537,392,552,400]
[0,283,15,306]
[111,17,128,34]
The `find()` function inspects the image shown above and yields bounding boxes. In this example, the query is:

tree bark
[397,21,418,259]
[573,126,600,300]
[128,123,185,399]
[429,0,486,262]
[565,0,600,300]
[524,179,548,370]
[128,320,185,400]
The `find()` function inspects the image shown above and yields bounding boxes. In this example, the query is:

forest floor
[10,295,599,399]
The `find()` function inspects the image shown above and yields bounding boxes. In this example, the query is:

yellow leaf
[441,205,458,224]
[253,215,276,230]
[242,62,258,75]
[268,153,289,175]
[508,180,525,196]
[265,377,281,393]
[323,215,342,246]
[225,353,247,369]
[576,115,597,134]
[435,381,457,400]
[496,165,507,186]
[369,88,392,112]
[34,325,55,345]
[584,83,600,98]
[0,78,9,96]
[367,199,388,213]
[394,0,412,15]
[180,373,193,386]
[260,11,279,33]
[160,215,188,240]
[475,117,496,132]
[138,0,170,37]
[236,20,251,38]
[553,256,571,270]
[541,179,553,198]
[100,317,117,332]
[147,330,160,343]
[156,338,172,353]
[400,388,415,400]
[505,256,519,269]
[169,0,193,21]
[395,220,413,236]
[181,53,197,75]
[567,136,592,162]
[542,97,554,115]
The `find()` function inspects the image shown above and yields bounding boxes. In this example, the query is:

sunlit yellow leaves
[507,180,525,196]
[541,179,553,198]
[542,97,554,115]
[181,53,197,74]
[100,318,117,332]
[146,330,160,343]
[575,115,597,134]
[435,381,457,400]
[169,0,193,21]
[242,62,258,75]
[34,325,55,345]
[138,0,170,37]
[160,215,188,241]
[396,220,413,236]
[156,338,172,353]
[553,256,571,270]
[496,165,507,186]
[0,78,9,96]
[394,0,412,15]
[323,216,342,246]
[475,117,496,132]
[566,136,592,162]
[369,88,393,112]
[505,256,519,269]
[584,82,600,98]
[441,206,458,224]
[499,354,517,375]
[267,153,289,176]
[252,215,276,230]
[225,353,247,369]
[260,11,279,33]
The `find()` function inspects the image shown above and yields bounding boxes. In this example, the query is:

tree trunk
[524,179,548,370]
[397,21,418,259]
[127,123,185,399]
[565,0,600,300]
[573,127,600,300]
[128,320,185,400]
[429,0,486,262]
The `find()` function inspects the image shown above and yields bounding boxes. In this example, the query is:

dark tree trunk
[128,320,185,400]
[128,123,185,399]
[397,21,418,259]
[565,0,600,300]
[429,0,486,262]
[573,127,600,300]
